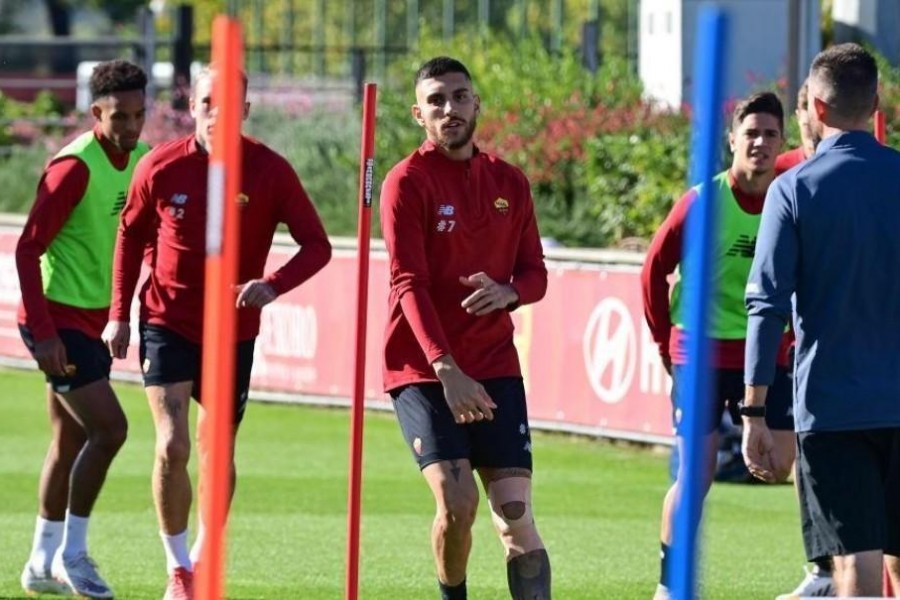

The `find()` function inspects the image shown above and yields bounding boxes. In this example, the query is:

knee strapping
[491,499,534,536]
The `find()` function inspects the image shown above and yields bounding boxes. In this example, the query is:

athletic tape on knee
[488,477,534,535]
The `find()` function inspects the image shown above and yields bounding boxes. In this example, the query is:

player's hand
[433,356,498,424]
[741,418,777,483]
[102,320,131,359]
[235,279,278,309]
[33,336,69,377]
[459,272,518,316]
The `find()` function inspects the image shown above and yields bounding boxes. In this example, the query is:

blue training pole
[668,6,729,600]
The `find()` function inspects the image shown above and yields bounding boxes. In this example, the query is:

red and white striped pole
[196,14,244,600]
[345,82,378,600]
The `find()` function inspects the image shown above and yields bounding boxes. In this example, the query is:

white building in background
[832,0,900,64]
[639,0,821,110]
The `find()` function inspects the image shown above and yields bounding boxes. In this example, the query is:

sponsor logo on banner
[583,297,637,404]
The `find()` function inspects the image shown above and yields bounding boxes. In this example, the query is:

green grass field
[0,367,807,599]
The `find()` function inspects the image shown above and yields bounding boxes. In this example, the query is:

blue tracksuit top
[745,130,900,432]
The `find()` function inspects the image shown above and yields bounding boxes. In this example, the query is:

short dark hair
[415,56,471,87]
[809,43,878,121]
[731,91,784,133]
[89,60,147,101]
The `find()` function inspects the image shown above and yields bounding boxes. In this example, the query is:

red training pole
[875,110,887,145]
[196,15,243,600]
[345,82,378,600]
[876,109,894,598]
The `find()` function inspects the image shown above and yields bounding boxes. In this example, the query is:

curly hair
[89,59,148,101]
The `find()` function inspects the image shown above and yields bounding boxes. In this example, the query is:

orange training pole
[876,109,894,598]
[345,82,378,600]
[196,15,243,600]
[875,110,887,144]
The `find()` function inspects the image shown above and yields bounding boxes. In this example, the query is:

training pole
[882,97,893,600]
[345,82,378,600]
[875,110,887,145]
[196,14,244,600]
[875,108,894,600]
[668,6,728,600]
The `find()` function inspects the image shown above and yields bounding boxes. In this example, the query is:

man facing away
[380,56,551,599]
[103,66,331,600]
[642,92,795,600]
[16,59,149,598]
[744,43,900,598]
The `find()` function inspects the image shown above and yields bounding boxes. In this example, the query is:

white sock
[189,521,205,566]
[29,516,64,572]
[160,530,192,574]
[60,511,89,561]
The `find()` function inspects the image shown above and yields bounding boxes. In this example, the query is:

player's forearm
[109,233,145,321]
[14,245,56,341]
[744,314,786,386]
[399,288,453,364]
[264,236,332,295]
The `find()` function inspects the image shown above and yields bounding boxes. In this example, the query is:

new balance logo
[437,204,455,216]
[725,234,756,258]
[110,191,127,216]
[170,193,188,205]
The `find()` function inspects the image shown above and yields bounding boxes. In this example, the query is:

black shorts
[671,366,794,433]
[19,325,111,393]
[139,323,255,424]
[797,427,900,560]
[391,377,533,471]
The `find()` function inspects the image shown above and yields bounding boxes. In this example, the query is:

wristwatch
[737,402,766,418]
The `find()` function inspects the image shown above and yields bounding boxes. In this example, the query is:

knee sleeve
[488,478,535,536]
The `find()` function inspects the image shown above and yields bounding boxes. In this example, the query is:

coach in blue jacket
[742,43,900,597]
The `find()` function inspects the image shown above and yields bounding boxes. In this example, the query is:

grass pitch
[0,367,805,599]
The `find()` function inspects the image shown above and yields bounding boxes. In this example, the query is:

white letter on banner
[583,297,637,404]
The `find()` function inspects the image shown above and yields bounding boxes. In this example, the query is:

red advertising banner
[0,224,673,444]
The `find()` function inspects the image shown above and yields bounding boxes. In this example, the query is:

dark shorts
[139,323,255,424]
[671,366,794,433]
[797,427,900,560]
[19,325,111,393]
[391,377,533,471]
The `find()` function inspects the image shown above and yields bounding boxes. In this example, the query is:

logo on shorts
[142,358,151,373]
[519,423,528,435]
[494,197,509,215]
[237,193,249,208]
[523,441,532,453]
[170,193,188,205]
[413,437,423,456]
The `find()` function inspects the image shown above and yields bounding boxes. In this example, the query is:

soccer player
[15,59,148,598]
[641,92,794,600]
[380,56,551,600]
[775,79,817,175]
[102,66,331,600]
[744,43,900,598]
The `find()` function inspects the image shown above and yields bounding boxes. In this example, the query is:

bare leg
[57,380,128,517]
[39,387,87,520]
[885,554,900,593]
[422,460,480,586]
[146,383,194,535]
[191,404,238,564]
[479,467,550,600]
[659,433,719,545]
[833,550,883,597]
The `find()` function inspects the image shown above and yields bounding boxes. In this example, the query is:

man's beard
[437,117,477,151]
